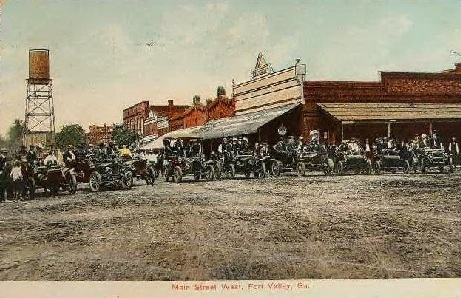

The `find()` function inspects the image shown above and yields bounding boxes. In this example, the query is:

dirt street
[0,172,460,280]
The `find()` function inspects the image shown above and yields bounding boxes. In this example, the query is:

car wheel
[89,172,102,192]
[271,161,281,177]
[122,171,133,189]
[205,165,214,181]
[173,166,183,183]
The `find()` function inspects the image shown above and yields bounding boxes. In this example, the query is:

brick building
[87,124,113,145]
[304,62,461,144]
[206,95,235,121]
[144,100,188,137]
[122,101,149,136]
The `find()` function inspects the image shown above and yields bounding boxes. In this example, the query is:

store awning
[199,103,300,140]
[139,126,203,150]
[318,102,461,122]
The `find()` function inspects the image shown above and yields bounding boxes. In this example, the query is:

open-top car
[88,158,133,192]
[123,156,156,185]
[31,163,77,196]
[373,148,411,174]
[414,147,454,173]
[334,140,372,175]
[163,137,215,183]
[297,144,335,176]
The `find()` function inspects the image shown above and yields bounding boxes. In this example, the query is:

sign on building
[233,54,306,115]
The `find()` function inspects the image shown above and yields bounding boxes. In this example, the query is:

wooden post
[387,122,391,138]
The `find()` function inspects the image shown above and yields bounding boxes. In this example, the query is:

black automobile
[334,140,372,175]
[31,163,77,196]
[88,158,133,192]
[414,147,454,173]
[373,148,411,174]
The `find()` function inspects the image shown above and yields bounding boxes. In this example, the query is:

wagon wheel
[89,172,102,192]
[296,162,306,177]
[121,171,133,189]
[173,166,183,183]
[270,161,281,177]
[68,173,77,194]
[256,162,266,179]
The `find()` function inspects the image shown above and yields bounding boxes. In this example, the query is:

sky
[1,0,461,135]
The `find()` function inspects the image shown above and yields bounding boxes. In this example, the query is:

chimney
[168,99,174,107]
[455,63,461,73]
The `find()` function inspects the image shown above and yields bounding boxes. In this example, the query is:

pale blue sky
[1,0,461,134]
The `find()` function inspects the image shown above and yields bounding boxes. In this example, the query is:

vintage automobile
[373,148,411,174]
[31,164,78,196]
[267,145,299,176]
[123,156,156,185]
[297,144,335,176]
[217,150,236,179]
[413,147,454,173]
[163,138,215,183]
[164,154,215,183]
[334,140,373,175]
[88,158,133,192]
[233,153,266,178]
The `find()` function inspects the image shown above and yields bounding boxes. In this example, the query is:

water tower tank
[29,49,50,80]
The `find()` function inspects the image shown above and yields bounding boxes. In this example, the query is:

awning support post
[341,123,344,141]
[387,122,391,138]
[429,121,433,134]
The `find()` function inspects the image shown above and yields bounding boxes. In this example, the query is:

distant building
[88,124,113,145]
[144,99,189,136]
[122,100,150,136]
[206,95,235,121]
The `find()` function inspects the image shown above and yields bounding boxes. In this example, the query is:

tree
[55,124,87,149]
[217,86,226,97]
[6,119,25,152]
[192,94,201,105]
[111,124,139,147]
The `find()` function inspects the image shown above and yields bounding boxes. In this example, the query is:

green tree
[111,124,139,147]
[6,119,25,152]
[55,124,87,149]
[192,94,201,105]
[217,86,226,97]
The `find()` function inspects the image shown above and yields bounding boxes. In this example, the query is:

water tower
[23,49,56,148]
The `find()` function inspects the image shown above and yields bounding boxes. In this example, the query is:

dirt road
[0,172,460,280]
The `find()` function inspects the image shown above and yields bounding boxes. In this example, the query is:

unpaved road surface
[0,172,460,280]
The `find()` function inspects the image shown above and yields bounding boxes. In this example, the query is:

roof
[318,102,461,122]
[150,105,189,118]
[199,103,300,140]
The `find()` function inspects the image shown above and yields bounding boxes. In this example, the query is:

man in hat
[0,148,9,202]
[63,145,77,168]
[448,137,459,166]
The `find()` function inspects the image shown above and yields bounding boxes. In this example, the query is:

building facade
[303,62,461,144]
[143,100,189,137]
[122,101,149,136]
[87,124,113,145]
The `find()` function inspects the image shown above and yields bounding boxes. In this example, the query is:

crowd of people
[1,130,459,202]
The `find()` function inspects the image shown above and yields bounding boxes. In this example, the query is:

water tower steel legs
[23,79,56,148]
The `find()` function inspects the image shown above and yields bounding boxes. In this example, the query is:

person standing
[448,137,460,166]
[10,161,23,201]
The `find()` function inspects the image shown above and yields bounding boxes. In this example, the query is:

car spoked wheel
[121,171,133,189]
[205,166,215,181]
[173,166,183,183]
[296,162,306,177]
